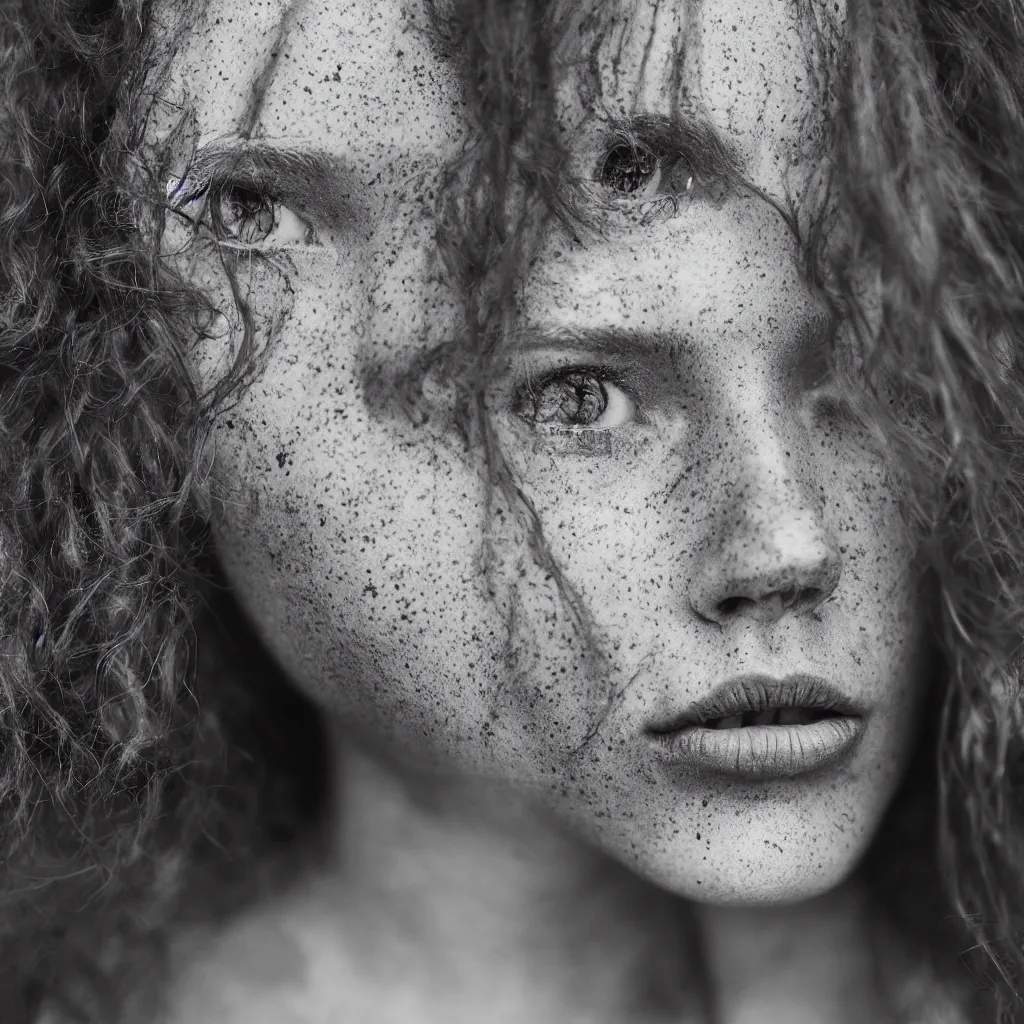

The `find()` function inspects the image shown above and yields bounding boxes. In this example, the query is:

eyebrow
[500,324,673,364]
[501,311,837,366]
[177,142,362,232]
[187,144,337,192]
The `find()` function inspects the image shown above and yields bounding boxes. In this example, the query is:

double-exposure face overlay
[156,0,929,904]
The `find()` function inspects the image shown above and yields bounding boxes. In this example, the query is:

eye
[514,369,636,432]
[167,176,316,248]
[598,143,662,197]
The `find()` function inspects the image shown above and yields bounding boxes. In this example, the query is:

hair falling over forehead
[3,0,1024,1019]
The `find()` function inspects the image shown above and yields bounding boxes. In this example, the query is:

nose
[687,451,841,628]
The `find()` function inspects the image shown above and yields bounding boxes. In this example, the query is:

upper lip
[647,673,864,732]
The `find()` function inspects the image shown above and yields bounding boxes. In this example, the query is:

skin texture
[150,1,940,1021]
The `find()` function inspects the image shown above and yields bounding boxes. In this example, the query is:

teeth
[751,708,778,727]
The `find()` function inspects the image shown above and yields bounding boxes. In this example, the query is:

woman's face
[158,0,929,904]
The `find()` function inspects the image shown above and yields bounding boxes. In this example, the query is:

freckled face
[160,0,928,904]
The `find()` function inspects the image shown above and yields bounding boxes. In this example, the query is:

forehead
[153,0,458,155]
[573,0,840,187]
[153,0,841,201]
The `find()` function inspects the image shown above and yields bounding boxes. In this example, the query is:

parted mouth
[647,673,863,735]
[646,673,866,780]
[693,706,844,730]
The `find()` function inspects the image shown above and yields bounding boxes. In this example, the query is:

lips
[697,705,842,729]
[647,673,866,781]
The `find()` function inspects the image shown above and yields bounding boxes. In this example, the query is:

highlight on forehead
[143,0,300,144]
[148,0,457,145]
[235,0,307,139]
[573,0,700,117]
[568,0,840,135]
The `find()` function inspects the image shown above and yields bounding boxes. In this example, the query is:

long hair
[3,0,1024,1021]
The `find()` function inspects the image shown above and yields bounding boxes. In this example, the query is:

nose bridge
[686,382,841,626]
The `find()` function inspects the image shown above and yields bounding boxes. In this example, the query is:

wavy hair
[3,0,1024,1021]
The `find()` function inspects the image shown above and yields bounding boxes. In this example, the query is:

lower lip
[648,717,865,781]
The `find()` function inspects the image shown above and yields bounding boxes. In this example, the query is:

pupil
[600,143,657,194]
[224,186,275,242]
[533,373,607,426]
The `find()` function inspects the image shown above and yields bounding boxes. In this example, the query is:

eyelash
[169,176,315,249]
[593,140,735,225]
[598,145,694,200]
[511,365,639,455]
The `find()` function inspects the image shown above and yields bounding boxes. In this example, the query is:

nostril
[714,587,822,623]
[717,595,755,617]
[688,507,843,627]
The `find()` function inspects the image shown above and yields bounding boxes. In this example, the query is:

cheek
[833,462,930,712]
[492,416,929,802]
[209,423,617,779]
[200,241,613,778]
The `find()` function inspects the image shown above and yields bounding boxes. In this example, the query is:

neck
[318,731,700,1023]
[295,727,887,1024]
[695,889,891,1024]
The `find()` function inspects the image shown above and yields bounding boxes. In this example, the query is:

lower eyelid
[532,429,617,457]
[530,426,666,462]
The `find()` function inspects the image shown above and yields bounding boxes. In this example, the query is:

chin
[684,866,854,907]
[593,798,877,909]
